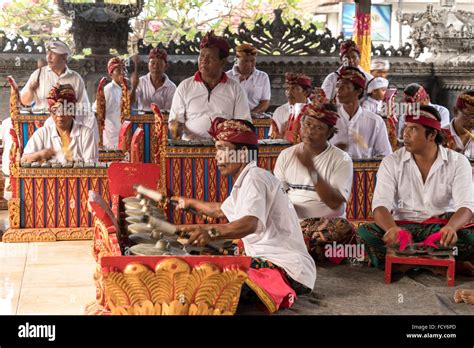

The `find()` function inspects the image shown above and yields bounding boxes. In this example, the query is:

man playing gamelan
[329,67,392,159]
[92,57,126,150]
[20,40,99,142]
[226,43,271,113]
[172,118,316,312]
[168,31,251,141]
[270,73,312,141]
[274,103,354,261]
[357,105,474,274]
[22,85,98,163]
[131,48,176,111]
[321,40,373,103]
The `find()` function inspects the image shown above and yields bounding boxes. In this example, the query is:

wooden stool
[385,248,455,287]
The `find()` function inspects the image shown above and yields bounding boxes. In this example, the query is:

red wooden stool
[385,248,455,287]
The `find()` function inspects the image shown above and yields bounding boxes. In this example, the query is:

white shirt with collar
[321,66,373,102]
[270,102,290,135]
[23,120,98,163]
[372,146,473,222]
[361,97,383,116]
[330,105,392,159]
[448,120,474,158]
[220,161,317,289]
[226,65,271,110]
[0,117,13,176]
[21,66,89,111]
[95,80,122,149]
[169,72,251,141]
[274,143,353,219]
[136,73,176,111]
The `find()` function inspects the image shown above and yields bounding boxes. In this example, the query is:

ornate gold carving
[2,227,94,242]
[120,77,131,123]
[104,259,247,315]
[96,77,107,149]
[8,198,20,229]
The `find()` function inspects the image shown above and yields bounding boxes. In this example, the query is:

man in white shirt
[22,85,98,163]
[357,105,474,272]
[270,73,312,140]
[321,40,373,103]
[361,77,388,116]
[274,103,354,261]
[398,83,451,137]
[20,40,99,142]
[93,57,126,150]
[131,48,176,111]
[226,43,271,113]
[0,117,13,200]
[172,117,316,310]
[442,91,474,158]
[330,67,392,159]
[169,31,251,141]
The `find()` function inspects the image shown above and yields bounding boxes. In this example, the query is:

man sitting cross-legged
[274,103,354,261]
[357,105,474,275]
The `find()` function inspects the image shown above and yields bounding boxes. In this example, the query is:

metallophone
[88,164,251,316]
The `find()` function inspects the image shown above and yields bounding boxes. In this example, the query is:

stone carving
[397,5,474,63]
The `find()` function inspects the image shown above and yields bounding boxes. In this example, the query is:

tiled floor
[0,210,96,314]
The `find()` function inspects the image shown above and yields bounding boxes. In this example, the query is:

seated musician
[398,83,450,137]
[226,43,271,113]
[93,57,126,149]
[22,85,98,163]
[361,77,388,116]
[357,105,474,275]
[20,40,99,143]
[321,40,373,103]
[443,91,474,157]
[172,118,316,309]
[130,48,177,111]
[274,103,354,261]
[329,67,392,159]
[270,73,312,140]
[168,31,251,141]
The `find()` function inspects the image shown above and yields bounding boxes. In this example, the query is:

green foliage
[0,0,319,54]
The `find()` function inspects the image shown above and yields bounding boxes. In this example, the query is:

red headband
[456,93,474,114]
[285,73,312,89]
[405,110,441,131]
[148,47,168,62]
[200,31,230,58]
[302,104,339,126]
[340,40,361,58]
[107,57,124,75]
[404,86,429,103]
[47,84,77,111]
[337,67,366,90]
[208,117,258,145]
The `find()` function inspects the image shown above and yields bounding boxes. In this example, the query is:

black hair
[404,83,423,98]
[419,105,444,145]
[337,67,365,99]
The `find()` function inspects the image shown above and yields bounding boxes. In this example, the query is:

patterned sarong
[300,217,356,262]
[356,213,474,268]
